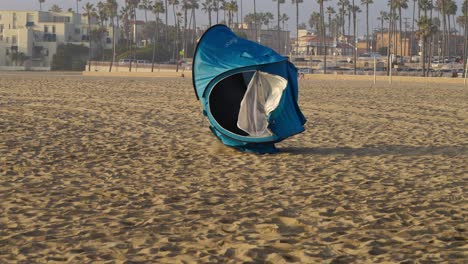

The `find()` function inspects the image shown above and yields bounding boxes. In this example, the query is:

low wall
[83,70,192,78]
[0,66,51,71]
[87,61,190,73]
[303,73,467,85]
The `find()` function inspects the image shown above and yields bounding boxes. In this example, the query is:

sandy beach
[0,72,467,263]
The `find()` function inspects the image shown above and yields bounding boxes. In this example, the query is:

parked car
[118,59,133,64]
[297,67,313,74]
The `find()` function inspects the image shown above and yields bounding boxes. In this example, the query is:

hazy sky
[0,0,466,36]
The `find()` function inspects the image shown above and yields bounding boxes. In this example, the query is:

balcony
[42,33,57,42]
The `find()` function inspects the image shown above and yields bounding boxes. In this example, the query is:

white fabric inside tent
[237,71,287,137]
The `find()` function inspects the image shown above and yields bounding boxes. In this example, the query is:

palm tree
[214,0,221,24]
[165,0,169,39]
[446,0,457,57]
[326,7,335,37]
[225,1,237,27]
[410,0,417,56]
[152,0,165,72]
[83,3,97,71]
[352,1,361,74]
[189,0,199,54]
[126,0,141,72]
[280,13,289,30]
[338,0,349,35]
[462,0,468,76]
[347,3,353,36]
[202,0,213,27]
[181,0,189,58]
[291,0,303,55]
[394,0,409,58]
[361,0,373,52]
[169,0,180,62]
[378,11,388,51]
[436,0,448,59]
[263,12,274,29]
[76,0,82,13]
[387,0,396,75]
[309,12,321,35]
[120,5,131,49]
[273,0,286,54]
[50,4,62,12]
[139,0,153,22]
[254,0,257,41]
[38,0,45,11]
[417,16,437,76]
[97,2,108,27]
[316,0,328,73]
[106,0,118,72]
[95,1,108,61]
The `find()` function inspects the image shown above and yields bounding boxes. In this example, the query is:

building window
[52,26,56,34]
[12,13,16,29]
[0,24,3,33]
[5,36,9,43]
[53,16,71,23]
[27,13,34,22]
[0,15,2,20]
[44,25,48,33]
[12,36,17,44]
[6,48,9,55]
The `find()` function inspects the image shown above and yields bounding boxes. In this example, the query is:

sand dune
[0,72,466,263]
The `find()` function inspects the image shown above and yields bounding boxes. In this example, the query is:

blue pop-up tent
[192,25,306,153]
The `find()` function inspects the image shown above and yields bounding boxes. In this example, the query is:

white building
[0,10,118,69]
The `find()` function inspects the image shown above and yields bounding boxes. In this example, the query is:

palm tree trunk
[387,1,393,76]
[342,3,345,36]
[411,0,415,56]
[165,0,168,43]
[193,7,197,55]
[353,0,356,75]
[184,3,188,59]
[109,17,116,72]
[254,0,257,42]
[321,2,327,74]
[381,19,384,51]
[88,17,92,72]
[399,7,403,59]
[348,10,351,35]
[296,2,299,55]
[208,9,212,27]
[241,0,243,25]
[366,2,369,52]
[216,0,219,23]
[441,0,447,62]
[152,13,159,72]
[428,2,434,76]
[277,1,281,53]
[173,4,178,62]
[447,13,451,59]
[464,13,467,77]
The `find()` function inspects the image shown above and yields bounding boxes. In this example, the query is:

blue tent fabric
[192,24,306,153]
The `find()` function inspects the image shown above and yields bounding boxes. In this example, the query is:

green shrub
[52,44,88,71]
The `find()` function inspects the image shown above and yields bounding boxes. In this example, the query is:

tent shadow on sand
[280,145,467,157]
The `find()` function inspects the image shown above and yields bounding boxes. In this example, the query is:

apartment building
[0,10,118,69]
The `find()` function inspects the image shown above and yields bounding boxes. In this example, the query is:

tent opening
[209,71,287,138]
[209,72,250,136]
